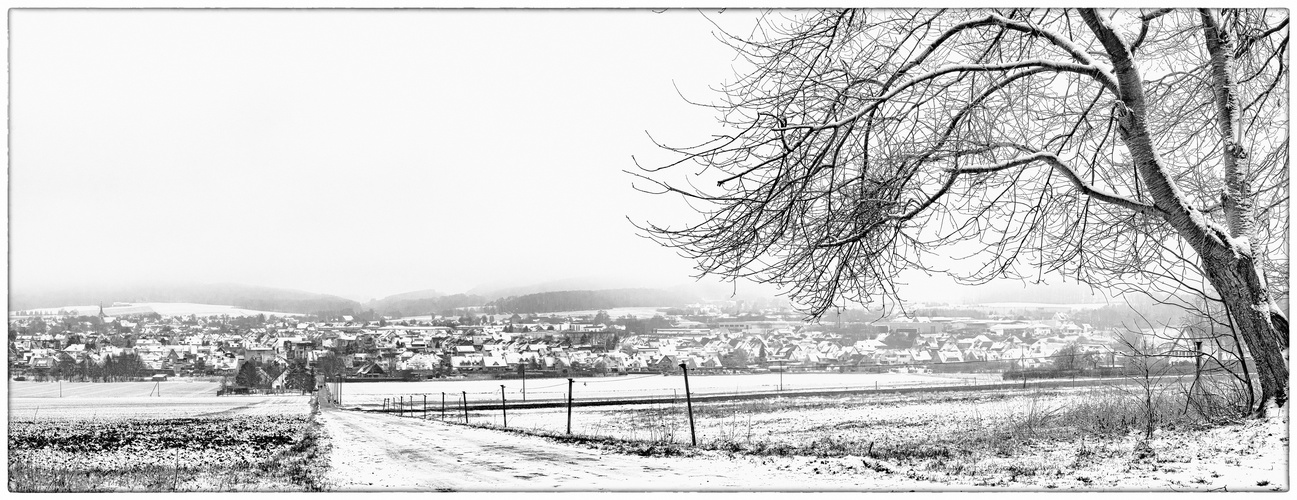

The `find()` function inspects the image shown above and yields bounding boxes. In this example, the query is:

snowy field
[9,379,320,491]
[446,386,1288,491]
[10,380,222,398]
[9,395,312,421]
[8,381,311,420]
[333,372,1005,408]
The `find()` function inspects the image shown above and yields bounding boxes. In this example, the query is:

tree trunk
[1079,9,1289,416]
[1194,9,1288,415]
[1200,245,1289,415]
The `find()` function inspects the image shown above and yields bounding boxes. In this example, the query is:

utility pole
[679,362,696,446]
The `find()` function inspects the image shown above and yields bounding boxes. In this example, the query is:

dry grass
[462,379,1261,485]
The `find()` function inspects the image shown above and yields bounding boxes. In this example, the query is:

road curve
[316,407,902,491]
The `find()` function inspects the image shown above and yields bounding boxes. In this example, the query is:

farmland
[333,371,1004,409]
[9,376,1287,491]
[433,384,1288,491]
[8,381,323,491]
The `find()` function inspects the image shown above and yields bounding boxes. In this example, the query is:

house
[354,362,387,378]
[482,355,509,371]
[1030,337,1071,359]
[655,355,679,373]
[937,344,964,363]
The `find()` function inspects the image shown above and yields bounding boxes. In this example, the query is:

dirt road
[316,407,925,491]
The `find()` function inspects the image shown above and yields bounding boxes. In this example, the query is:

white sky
[7,6,1126,306]
[10,9,777,301]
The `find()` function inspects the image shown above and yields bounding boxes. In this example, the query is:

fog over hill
[371,288,444,302]
[9,275,1125,319]
[8,282,361,316]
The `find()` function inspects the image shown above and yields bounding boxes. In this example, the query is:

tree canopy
[635,8,1289,413]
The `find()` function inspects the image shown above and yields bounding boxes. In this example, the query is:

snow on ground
[466,386,1288,491]
[322,395,1287,491]
[9,394,313,421]
[317,405,956,491]
[8,381,311,420]
[9,380,222,399]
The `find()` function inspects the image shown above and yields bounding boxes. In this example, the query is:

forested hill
[9,283,360,316]
[367,293,487,318]
[486,288,697,314]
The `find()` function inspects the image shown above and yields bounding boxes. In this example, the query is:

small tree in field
[634,8,1288,415]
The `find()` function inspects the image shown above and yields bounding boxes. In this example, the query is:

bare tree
[632,9,1288,414]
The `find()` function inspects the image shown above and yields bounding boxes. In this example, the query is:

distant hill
[469,277,646,301]
[9,282,361,316]
[486,288,699,314]
[365,293,487,317]
[470,277,787,305]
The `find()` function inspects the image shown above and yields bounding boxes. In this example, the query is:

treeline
[37,353,149,382]
[486,288,696,314]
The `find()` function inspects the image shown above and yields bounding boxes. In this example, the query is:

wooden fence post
[679,363,696,446]
[566,378,574,435]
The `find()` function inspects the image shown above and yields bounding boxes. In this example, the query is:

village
[7,300,1215,387]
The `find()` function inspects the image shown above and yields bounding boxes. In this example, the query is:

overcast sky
[10,9,780,301]
[9,8,1112,306]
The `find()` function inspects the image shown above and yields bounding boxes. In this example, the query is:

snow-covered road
[316,407,921,491]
